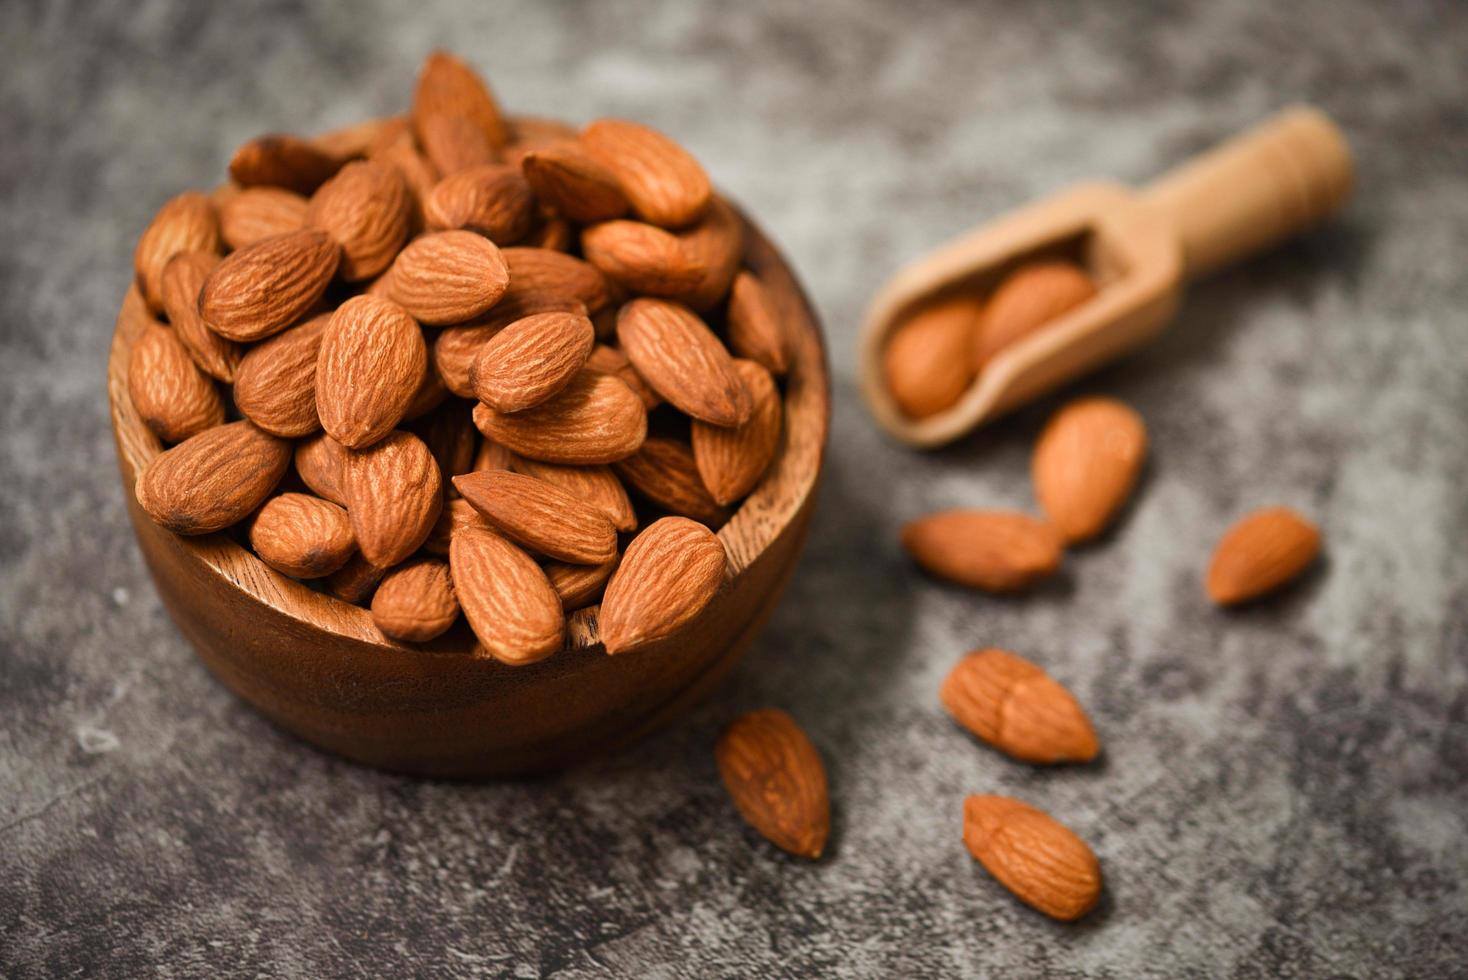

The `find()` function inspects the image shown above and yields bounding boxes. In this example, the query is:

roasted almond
[412,50,510,151]
[433,323,504,398]
[883,295,982,419]
[247,492,356,579]
[127,321,226,443]
[451,527,564,665]
[294,433,349,506]
[501,247,614,313]
[580,219,708,299]
[715,709,830,860]
[963,795,1102,921]
[312,115,409,162]
[615,437,731,528]
[324,552,388,605]
[423,497,492,556]
[941,649,1098,764]
[726,270,789,377]
[371,557,460,642]
[306,160,412,280]
[678,195,744,310]
[586,343,661,409]
[505,116,580,160]
[368,130,439,228]
[1206,507,1321,606]
[219,186,308,250]
[471,369,647,465]
[543,554,619,611]
[692,359,782,506]
[199,228,341,342]
[470,311,595,413]
[233,312,329,437]
[453,470,618,565]
[580,119,711,228]
[616,299,751,426]
[135,420,291,535]
[598,516,726,654]
[134,191,220,311]
[418,112,500,176]
[424,165,535,243]
[521,143,630,224]
[472,436,514,473]
[159,251,241,382]
[901,510,1062,592]
[1032,397,1148,544]
[510,458,637,533]
[315,296,428,449]
[344,430,444,567]
[972,261,1096,370]
[228,133,341,194]
[387,230,509,325]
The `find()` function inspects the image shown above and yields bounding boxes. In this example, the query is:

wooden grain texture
[109,188,828,777]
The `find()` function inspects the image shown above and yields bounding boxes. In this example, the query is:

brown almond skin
[294,433,348,506]
[543,554,619,611]
[450,527,564,665]
[433,323,504,398]
[344,431,444,567]
[510,458,637,533]
[136,421,292,535]
[963,795,1102,921]
[581,219,709,299]
[692,359,783,506]
[453,470,617,565]
[726,270,790,376]
[306,160,412,280]
[972,261,1096,371]
[1032,397,1148,544]
[199,228,341,342]
[883,295,982,419]
[134,192,220,312]
[369,131,439,228]
[580,119,711,228]
[501,247,614,313]
[471,369,647,465]
[315,296,428,449]
[233,312,329,438]
[615,437,731,528]
[248,492,356,579]
[371,558,460,643]
[423,497,492,557]
[521,144,630,224]
[418,113,500,176]
[387,230,509,325]
[901,510,1062,593]
[715,709,830,860]
[424,165,535,244]
[617,299,752,427]
[599,516,726,654]
[940,649,1099,764]
[413,51,510,151]
[324,552,389,605]
[1206,507,1321,606]
[127,322,225,444]
[586,344,661,409]
[219,187,308,251]
[160,251,241,383]
[470,311,595,413]
[677,195,744,310]
[228,133,341,195]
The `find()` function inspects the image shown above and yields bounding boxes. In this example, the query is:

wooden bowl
[108,208,829,778]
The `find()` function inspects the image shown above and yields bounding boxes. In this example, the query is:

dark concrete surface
[3,0,1467,976]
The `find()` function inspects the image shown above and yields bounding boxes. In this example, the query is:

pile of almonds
[128,51,794,662]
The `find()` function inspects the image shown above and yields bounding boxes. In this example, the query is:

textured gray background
[2,0,1466,976]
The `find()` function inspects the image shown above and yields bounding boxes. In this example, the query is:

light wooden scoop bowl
[109,207,829,778]
[860,105,1353,447]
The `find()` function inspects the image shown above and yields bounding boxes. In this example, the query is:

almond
[403,360,450,421]
[526,216,573,252]
[387,230,509,325]
[580,219,709,298]
[407,401,478,484]
[726,270,790,376]
[1032,397,1148,544]
[1205,507,1321,606]
[678,195,744,310]
[471,369,646,465]
[901,510,1062,593]
[472,436,514,473]
[972,261,1096,370]
[433,323,504,398]
[219,187,308,250]
[614,437,731,528]
[510,458,637,533]
[424,165,535,243]
[501,247,614,313]
[616,299,751,426]
[453,470,617,565]
[315,296,428,449]
[134,191,220,311]
[199,228,341,341]
[247,492,356,579]
[228,133,341,194]
[135,421,291,535]
[160,252,241,383]
[371,557,460,642]
[344,430,444,567]
[963,795,1102,921]
[543,554,620,611]
[940,649,1099,764]
[586,343,661,409]
[324,552,388,605]
[580,119,711,228]
[368,131,439,228]
[715,708,830,860]
[470,311,595,412]
[692,359,782,506]
[312,115,409,162]
[521,143,629,224]
[127,321,226,443]
[418,113,500,176]
[412,50,510,151]
[598,516,726,654]
[306,160,412,280]
[294,433,348,506]
[883,295,982,419]
[505,116,580,159]
[423,497,491,556]
[233,312,329,437]
[450,527,564,665]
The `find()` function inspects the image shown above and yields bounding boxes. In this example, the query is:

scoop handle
[1142,106,1353,280]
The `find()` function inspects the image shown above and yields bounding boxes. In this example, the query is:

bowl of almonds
[109,52,828,777]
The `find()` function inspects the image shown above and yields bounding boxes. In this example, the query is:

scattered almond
[941,649,1099,764]
[963,795,1102,921]
[599,516,726,654]
[901,510,1062,592]
[1206,507,1321,606]
[1032,397,1148,543]
[972,261,1096,370]
[715,708,830,860]
[501,247,614,313]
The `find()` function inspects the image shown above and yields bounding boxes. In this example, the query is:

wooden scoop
[860,106,1353,447]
